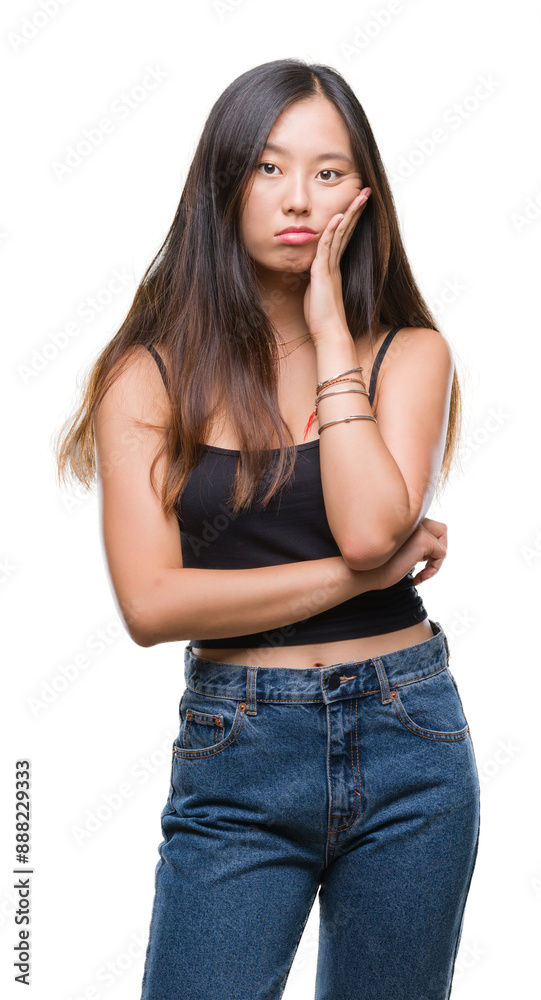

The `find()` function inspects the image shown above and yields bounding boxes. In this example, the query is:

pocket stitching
[173,702,246,759]
[182,709,224,749]
[390,671,470,742]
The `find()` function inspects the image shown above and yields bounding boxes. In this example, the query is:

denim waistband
[184,619,450,712]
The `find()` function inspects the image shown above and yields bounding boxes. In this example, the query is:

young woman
[55,59,480,1000]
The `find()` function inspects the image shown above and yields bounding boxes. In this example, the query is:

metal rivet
[239,702,246,710]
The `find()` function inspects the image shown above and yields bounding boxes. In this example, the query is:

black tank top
[145,326,427,647]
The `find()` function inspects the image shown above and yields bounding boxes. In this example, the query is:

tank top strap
[368,325,405,407]
[146,343,169,389]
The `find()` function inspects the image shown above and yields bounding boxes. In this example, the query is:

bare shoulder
[371,326,453,397]
[386,326,453,367]
[353,326,451,406]
[94,344,173,429]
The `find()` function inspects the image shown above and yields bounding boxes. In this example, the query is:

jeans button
[328,673,341,691]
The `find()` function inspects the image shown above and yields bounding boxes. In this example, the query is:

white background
[2,0,540,997]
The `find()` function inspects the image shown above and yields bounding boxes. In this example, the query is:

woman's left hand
[303,188,371,342]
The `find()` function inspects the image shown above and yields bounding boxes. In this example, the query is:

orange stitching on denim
[248,667,257,712]
[327,701,334,820]
[325,701,336,865]
[372,657,390,703]
[392,663,448,690]
[327,791,362,837]
[186,681,381,704]
[183,709,224,748]
[332,698,362,833]
[173,703,246,758]
[390,690,469,741]
[186,683,327,704]
[185,663,449,706]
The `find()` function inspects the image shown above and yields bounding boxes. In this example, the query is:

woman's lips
[274,232,319,244]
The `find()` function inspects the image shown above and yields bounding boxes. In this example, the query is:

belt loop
[372,656,393,704]
[432,620,451,663]
[245,665,258,716]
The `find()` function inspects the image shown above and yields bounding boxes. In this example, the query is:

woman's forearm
[135,557,381,646]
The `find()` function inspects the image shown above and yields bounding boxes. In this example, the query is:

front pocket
[172,690,247,760]
[390,666,470,742]
[181,708,225,749]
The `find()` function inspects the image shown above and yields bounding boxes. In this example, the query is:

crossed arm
[94,337,451,646]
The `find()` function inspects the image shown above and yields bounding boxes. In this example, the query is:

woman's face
[239,97,363,277]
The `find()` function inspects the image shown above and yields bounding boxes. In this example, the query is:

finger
[317,213,345,258]
[319,192,365,257]
[412,562,439,586]
[329,194,370,269]
[419,520,448,555]
[420,517,448,542]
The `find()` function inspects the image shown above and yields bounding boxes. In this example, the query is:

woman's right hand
[372,517,448,589]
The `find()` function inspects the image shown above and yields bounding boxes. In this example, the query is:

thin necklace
[276,335,312,360]
[276,333,309,346]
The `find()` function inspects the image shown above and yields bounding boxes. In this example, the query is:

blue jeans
[140,619,480,1000]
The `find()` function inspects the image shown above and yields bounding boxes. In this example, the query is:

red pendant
[303,410,316,441]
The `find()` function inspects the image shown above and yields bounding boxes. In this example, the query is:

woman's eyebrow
[262,141,354,166]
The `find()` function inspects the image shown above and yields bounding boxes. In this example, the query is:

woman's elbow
[130,625,157,648]
[342,534,394,572]
[119,587,165,648]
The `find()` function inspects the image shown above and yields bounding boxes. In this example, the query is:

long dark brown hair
[54,58,463,520]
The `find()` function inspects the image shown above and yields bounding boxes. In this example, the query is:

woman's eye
[256,163,342,180]
[257,163,280,176]
[318,169,342,181]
